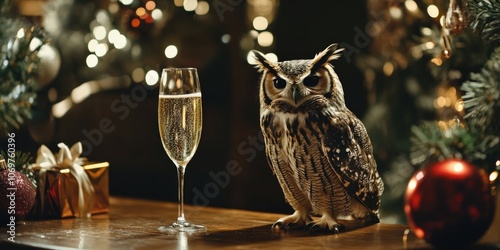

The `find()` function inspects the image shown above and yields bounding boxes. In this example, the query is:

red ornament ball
[404,159,496,248]
[0,168,37,222]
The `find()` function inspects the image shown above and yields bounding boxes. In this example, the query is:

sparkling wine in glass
[158,68,205,232]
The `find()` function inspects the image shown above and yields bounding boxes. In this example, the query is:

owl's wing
[320,111,383,212]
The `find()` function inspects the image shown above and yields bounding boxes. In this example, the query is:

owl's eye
[303,75,320,87]
[273,78,287,89]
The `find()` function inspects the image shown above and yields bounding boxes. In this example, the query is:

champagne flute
[158,68,205,232]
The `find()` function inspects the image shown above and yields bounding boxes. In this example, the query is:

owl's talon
[306,221,345,233]
[306,214,345,233]
[332,224,345,235]
[271,221,283,230]
[306,223,321,233]
[271,210,311,231]
[366,213,380,224]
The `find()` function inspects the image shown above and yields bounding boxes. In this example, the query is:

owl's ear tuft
[310,43,345,70]
[252,50,278,73]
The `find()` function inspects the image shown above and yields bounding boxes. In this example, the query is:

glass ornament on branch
[444,0,469,35]
[405,159,496,248]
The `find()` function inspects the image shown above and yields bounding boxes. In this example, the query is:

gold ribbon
[31,142,94,218]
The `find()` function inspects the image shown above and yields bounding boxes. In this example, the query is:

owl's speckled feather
[253,44,384,233]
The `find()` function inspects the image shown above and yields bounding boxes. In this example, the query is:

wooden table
[1,197,499,249]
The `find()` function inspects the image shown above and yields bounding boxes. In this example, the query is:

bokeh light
[221,34,231,44]
[114,35,127,49]
[247,51,257,65]
[265,53,278,62]
[132,68,145,83]
[88,39,98,52]
[174,0,183,7]
[184,0,198,12]
[145,1,156,11]
[93,26,107,40]
[86,54,98,68]
[257,31,273,47]
[427,5,439,18]
[131,18,140,28]
[136,7,147,18]
[253,16,269,31]
[195,1,209,15]
[145,70,159,86]
[108,29,120,44]
[152,9,163,20]
[164,45,178,58]
[120,0,133,5]
[404,0,418,12]
[95,43,108,57]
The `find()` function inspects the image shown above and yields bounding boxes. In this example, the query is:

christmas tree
[0,0,47,134]
[360,0,499,222]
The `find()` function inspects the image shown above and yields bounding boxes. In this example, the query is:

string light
[164,45,178,58]
[95,43,108,57]
[151,9,163,20]
[108,29,120,44]
[427,5,439,18]
[119,0,133,5]
[421,27,433,36]
[195,1,209,15]
[93,26,107,40]
[433,87,463,113]
[404,0,418,12]
[265,53,278,62]
[383,62,394,76]
[221,34,231,44]
[246,51,257,65]
[145,70,159,86]
[108,2,119,14]
[253,16,269,31]
[145,1,156,11]
[389,6,403,19]
[132,68,145,83]
[257,31,273,47]
[131,18,140,28]
[174,0,183,7]
[136,7,147,18]
[113,34,127,49]
[86,54,98,68]
[184,0,198,12]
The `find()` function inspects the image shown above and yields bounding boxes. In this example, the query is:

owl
[252,44,384,233]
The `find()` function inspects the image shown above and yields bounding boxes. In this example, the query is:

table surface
[1,196,499,250]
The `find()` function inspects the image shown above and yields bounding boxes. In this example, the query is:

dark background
[4,0,370,215]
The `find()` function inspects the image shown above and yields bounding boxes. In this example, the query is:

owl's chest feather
[262,110,325,167]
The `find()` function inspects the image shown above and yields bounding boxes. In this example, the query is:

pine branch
[461,70,497,126]
[461,47,500,135]
[0,0,47,133]
[468,0,500,42]
[410,121,465,166]
[410,120,499,172]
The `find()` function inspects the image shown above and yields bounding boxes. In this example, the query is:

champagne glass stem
[176,164,187,223]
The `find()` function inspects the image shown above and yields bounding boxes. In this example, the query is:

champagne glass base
[158,221,207,233]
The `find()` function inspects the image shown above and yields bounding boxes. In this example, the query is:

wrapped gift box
[32,161,109,219]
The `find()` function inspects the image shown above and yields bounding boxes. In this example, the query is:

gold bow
[31,142,94,218]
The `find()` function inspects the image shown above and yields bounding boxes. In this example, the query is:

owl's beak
[291,85,299,104]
